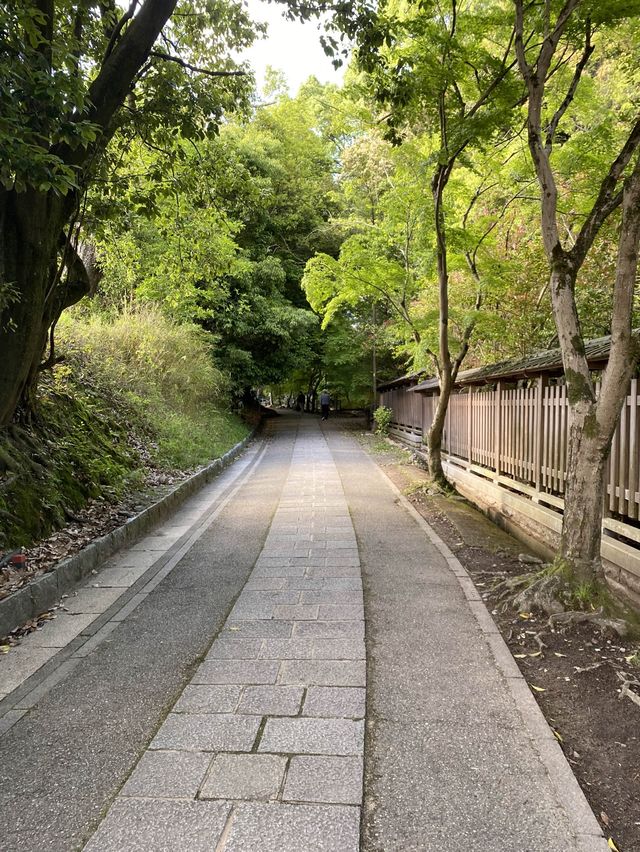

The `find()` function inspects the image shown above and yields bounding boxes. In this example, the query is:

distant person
[320,388,330,421]
[296,391,305,412]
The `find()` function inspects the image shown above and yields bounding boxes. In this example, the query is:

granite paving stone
[303,687,367,719]
[235,590,300,605]
[279,660,366,688]
[305,566,361,579]
[300,590,363,605]
[0,646,58,693]
[317,604,364,621]
[83,799,230,851]
[258,639,317,659]
[258,717,364,755]
[223,802,361,852]
[62,587,124,614]
[172,685,242,714]
[192,660,280,685]
[272,604,319,621]
[236,685,304,716]
[205,639,263,660]
[24,613,95,648]
[282,578,326,590]
[221,620,293,639]
[227,604,276,621]
[311,639,366,660]
[150,713,261,751]
[283,756,363,805]
[293,621,365,639]
[120,750,211,799]
[244,578,287,591]
[199,753,287,801]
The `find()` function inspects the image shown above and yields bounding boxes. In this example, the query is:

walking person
[320,388,330,421]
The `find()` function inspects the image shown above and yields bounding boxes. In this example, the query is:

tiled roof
[406,333,622,393]
[376,369,429,391]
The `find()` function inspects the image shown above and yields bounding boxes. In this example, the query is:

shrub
[373,405,393,435]
[0,307,249,548]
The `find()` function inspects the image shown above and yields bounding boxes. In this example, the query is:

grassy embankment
[0,308,248,550]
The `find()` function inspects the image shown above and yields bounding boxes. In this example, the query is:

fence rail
[380,378,640,527]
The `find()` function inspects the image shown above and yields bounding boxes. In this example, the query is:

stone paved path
[1,413,609,851]
[84,421,365,851]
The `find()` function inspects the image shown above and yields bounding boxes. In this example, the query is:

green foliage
[373,405,393,435]
[0,305,249,548]
[58,307,229,413]
[91,85,341,393]
[0,0,258,195]
[0,378,140,547]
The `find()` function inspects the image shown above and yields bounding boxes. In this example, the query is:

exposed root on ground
[617,671,640,709]
[512,572,565,617]
[491,567,630,638]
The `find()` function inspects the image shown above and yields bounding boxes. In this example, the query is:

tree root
[547,608,628,637]
[512,573,565,617]
[490,560,633,638]
[617,671,640,709]
[492,573,533,601]
[548,607,604,630]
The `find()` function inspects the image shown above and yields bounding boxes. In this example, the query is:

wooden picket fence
[380,378,640,526]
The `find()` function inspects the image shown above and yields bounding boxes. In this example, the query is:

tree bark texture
[561,403,609,584]
[0,190,67,424]
[426,369,452,487]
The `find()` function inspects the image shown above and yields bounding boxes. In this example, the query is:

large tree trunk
[561,401,609,584]
[0,190,68,424]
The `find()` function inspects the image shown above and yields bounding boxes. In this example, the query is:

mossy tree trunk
[515,2,640,584]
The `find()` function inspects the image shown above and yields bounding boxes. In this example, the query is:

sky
[238,0,346,95]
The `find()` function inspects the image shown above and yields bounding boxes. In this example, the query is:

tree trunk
[426,372,452,487]
[0,0,180,426]
[0,190,68,425]
[561,401,609,584]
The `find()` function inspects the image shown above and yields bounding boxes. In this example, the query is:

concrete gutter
[0,428,257,639]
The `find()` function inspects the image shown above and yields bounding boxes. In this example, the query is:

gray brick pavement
[84,419,364,851]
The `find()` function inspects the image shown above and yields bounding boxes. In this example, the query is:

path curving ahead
[0,412,606,851]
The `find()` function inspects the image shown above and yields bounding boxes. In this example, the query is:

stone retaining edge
[0,428,257,639]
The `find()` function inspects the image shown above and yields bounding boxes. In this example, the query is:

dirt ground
[359,430,640,852]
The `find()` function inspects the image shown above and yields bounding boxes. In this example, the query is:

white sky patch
[239,0,345,95]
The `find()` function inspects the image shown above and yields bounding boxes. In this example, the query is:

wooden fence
[380,378,640,530]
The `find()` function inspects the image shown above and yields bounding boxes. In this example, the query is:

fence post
[533,375,545,499]
[493,381,501,480]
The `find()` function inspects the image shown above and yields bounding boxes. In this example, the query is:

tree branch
[104,0,140,61]
[545,20,593,152]
[571,115,640,267]
[149,51,247,77]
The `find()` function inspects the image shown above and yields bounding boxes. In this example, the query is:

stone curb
[0,428,257,640]
[375,464,609,851]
